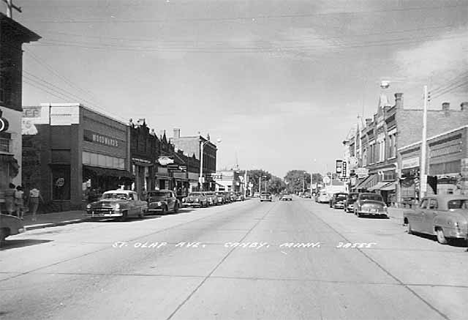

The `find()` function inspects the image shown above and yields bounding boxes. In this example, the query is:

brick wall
[396,107,468,149]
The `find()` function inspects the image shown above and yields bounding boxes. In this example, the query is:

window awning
[368,181,389,191]
[354,174,376,190]
[83,165,134,179]
[380,181,396,191]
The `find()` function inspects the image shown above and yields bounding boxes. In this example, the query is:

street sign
[355,167,369,178]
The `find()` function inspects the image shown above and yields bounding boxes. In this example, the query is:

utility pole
[3,0,22,19]
[419,85,428,201]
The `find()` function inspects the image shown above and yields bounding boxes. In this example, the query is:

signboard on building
[157,156,174,166]
[335,159,343,174]
[402,157,420,170]
[84,130,122,148]
[355,167,369,178]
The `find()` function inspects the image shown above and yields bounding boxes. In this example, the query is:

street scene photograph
[1,0,467,319]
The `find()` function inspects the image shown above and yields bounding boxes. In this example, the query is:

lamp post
[199,137,221,191]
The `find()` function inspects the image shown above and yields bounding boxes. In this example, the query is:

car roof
[104,190,134,194]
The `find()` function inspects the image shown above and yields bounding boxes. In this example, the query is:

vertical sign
[342,161,348,178]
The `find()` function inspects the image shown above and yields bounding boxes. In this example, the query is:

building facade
[22,104,133,210]
[0,13,39,201]
[170,129,218,191]
[345,92,468,206]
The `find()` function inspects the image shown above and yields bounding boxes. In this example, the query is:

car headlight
[115,203,121,210]
[195,198,199,202]
[157,202,162,206]
[86,204,91,209]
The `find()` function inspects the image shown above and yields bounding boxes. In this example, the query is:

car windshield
[148,192,171,200]
[349,194,359,200]
[447,199,468,209]
[102,193,129,200]
[360,194,383,201]
[336,196,347,200]
[189,193,202,196]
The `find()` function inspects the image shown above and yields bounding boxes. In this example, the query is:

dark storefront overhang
[83,165,134,179]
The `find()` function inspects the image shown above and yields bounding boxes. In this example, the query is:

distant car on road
[0,214,25,243]
[353,193,388,218]
[147,190,180,214]
[260,192,273,202]
[86,190,148,221]
[404,195,468,244]
[281,194,293,201]
[330,192,348,209]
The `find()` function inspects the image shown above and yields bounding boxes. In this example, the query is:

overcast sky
[14,0,468,178]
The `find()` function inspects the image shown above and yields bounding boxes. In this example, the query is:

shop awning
[380,181,396,191]
[83,165,134,179]
[368,181,389,191]
[354,175,373,190]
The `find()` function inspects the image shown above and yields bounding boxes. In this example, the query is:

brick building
[170,129,218,191]
[345,92,468,206]
[0,13,39,195]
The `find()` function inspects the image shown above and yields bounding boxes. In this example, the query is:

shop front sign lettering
[84,130,120,147]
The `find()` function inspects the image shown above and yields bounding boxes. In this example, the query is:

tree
[267,177,286,194]
[243,169,272,194]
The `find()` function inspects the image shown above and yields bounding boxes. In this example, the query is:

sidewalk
[21,210,88,231]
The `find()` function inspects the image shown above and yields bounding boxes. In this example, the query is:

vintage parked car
[404,195,468,244]
[330,192,348,209]
[260,192,273,202]
[344,192,360,213]
[182,192,209,208]
[316,190,331,204]
[215,191,227,205]
[0,214,26,243]
[147,190,180,214]
[204,192,218,206]
[86,190,148,221]
[353,193,388,218]
[235,192,245,201]
[281,194,293,201]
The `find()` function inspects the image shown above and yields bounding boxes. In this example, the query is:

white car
[317,191,330,203]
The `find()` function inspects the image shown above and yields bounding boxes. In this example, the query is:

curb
[25,218,89,231]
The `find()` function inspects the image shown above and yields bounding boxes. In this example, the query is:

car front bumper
[356,208,387,216]
[183,202,202,207]
[86,210,123,217]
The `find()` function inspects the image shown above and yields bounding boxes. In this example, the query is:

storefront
[22,104,133,210]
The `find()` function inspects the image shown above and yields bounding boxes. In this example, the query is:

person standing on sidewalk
[14,185,25,219]
[29,187,43,221]
[4,183,16,215]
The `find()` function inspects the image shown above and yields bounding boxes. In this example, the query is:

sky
[10,0,468,178]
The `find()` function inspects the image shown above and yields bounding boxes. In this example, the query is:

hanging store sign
[401,157,420,170]
[355,168,369,178]
[157,156,174,166]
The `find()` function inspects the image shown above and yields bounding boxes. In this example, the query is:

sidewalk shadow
[0,239,52,250]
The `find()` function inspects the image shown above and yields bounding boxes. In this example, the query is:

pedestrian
[29,186,43,222]
[14,185,25,219]
[4,183,16,215]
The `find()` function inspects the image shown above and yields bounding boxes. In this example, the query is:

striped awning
[368,181,389,191]
[380,181,396,191]
[354,174,377,190]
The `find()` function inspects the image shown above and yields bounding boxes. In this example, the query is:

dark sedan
[147,190,180,214]
[353,193,388,218]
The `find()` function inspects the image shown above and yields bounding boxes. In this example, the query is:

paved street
[1,197,467,320]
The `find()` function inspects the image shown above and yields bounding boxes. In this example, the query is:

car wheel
[138,207,144,218]
[119,211,128,222]
[436,229,448,244]
[173,203,179,213]
[407,222,413,234]
[161,206,168,214]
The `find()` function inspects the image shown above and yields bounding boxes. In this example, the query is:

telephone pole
[3,0,22,19]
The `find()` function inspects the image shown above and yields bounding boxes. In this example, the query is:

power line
[22,3,468,24]
[429,73,468,94]
[32,32,466,53]
[430,81,468,100]
[40,23,461,45]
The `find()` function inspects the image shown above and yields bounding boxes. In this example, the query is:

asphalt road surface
[1,197,467,320]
